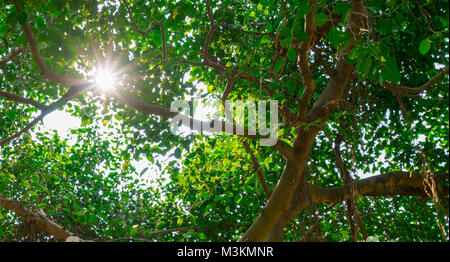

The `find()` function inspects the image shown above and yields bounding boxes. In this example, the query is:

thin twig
[242,140,272,198]
[121,0,167,60]
[0,47,24,65]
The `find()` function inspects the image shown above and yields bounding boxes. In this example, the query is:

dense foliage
[0,0,448,242]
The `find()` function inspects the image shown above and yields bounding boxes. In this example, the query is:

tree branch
[326,130,367,241]
[0,2,97,146]
[240,0,367,242]
[0,194,86,242]
[121,0,167,60]
[13,1,87,87]
[242,140,272,198]
[203,0,216,61]
[0,114,44,146]
[0,90,48,110]
[305,0,366,127]
[147,226,200,237]
[0,83,94,146]
[309,172,449,205]
[221,76,236,105]
[112,89,256,139]
[185,0,300,128]
[381,67,449,96]
[0,47,24,65]
[297,0,317,121]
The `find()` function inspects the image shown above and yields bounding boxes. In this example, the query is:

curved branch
[297,0,317,121]
[203,0,216,61]
[121,0,167,60]
[1,2,95,146]
[382,67,449,96]
[0,194,85,242]
[309,172,449,205]
[13,2,88,87]
[21,21,85,86]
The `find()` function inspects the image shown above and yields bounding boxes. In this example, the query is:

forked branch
[382,67,449,97]
[121,0,167,60]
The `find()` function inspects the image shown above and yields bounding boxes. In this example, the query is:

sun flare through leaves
[95,69,115,91]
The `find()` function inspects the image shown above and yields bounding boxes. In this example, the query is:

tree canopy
[0,0,449,242]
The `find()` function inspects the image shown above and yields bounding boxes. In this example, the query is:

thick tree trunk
[239,159,308,241]
[264,178,311,241]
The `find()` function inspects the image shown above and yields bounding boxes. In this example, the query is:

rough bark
[309,172,449,204]
[0,194,85,242]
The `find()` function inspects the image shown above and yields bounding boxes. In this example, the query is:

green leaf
[260,35,272,44]
[333,2,352,15]
[68,0,83,10]
[35,16,45,30]
[174,148,182,159]
[419,38,431,55]
[273,57,286,75]
[293,26,308,42]
[345,48,358,64]
[122,160,130,171]
[114,114,123,121]
[0,23,8,36]
[297,3,312,16]
[357,56,374,78]
[265,23,273,32]
[367,59,380,81]
[328,27,340,47]
[337,39,355,53]
[286,79,297,95]
[130,227,139,236]
[381,56,401,83]
[30,174,40,183]
[5,110,16,121]
[28,191,38,197]
[50,0,66,11]
[46,210,57,216]
[6,13,18,27]
[287,47,297,63]
[17,12,27,25]
[81,117,91,127]
[315,13,329,26]
[36,203,47,209]
[377,19,392,35]
[280,37,292,48]
[280,26,291,38]
[139,167,149,177]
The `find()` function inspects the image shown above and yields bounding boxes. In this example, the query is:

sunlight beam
[95,70,115,90]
